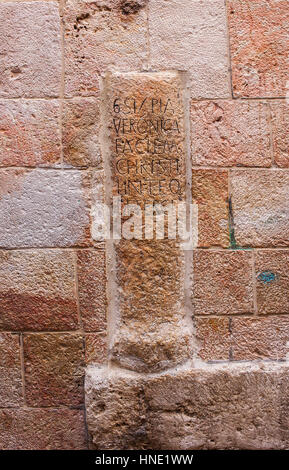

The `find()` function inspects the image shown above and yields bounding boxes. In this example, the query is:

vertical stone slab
[102,71,192,372]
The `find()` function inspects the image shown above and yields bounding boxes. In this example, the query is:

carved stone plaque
[102,71,192,372]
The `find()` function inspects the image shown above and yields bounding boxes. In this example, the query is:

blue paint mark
[257,271,277,284]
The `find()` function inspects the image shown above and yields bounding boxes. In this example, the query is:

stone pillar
[85,71,289,450]
[101,71,193,373]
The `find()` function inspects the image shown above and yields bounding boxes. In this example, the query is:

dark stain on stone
[120,0,148,15]
[228,196,237,249]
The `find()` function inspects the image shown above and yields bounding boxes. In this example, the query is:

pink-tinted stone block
[0,333,23,407]
[0,250,78,331]
[228,0,289,97]
[0,2,61,98]
[191,100,271,167]
[0,100,61,167]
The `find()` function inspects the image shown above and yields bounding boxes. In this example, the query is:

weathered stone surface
[192,170,229,248]
[77,249,106,332]
[86,367,147,450]
[23,333,85,407]
[63,0,147,97]
[194,317,231,361]
[90,170,106,243]
[0,169,91,248]
[0,100,61,167]
[0,408,86,450]
[0,250,78,331]
[270,102,289,168]
[191,101,271,167]
[85,333,107,364]
[255,250,289,314]
[149,0,229,99]
[86,363,289,449]
[227,0,289,97]
[103,71,193,372]
[0,333,22,407]
[231,316,289,361]
[193,250,254,315]
[230,170,289,247]
[63,98,101,167]
[0,3,61,98]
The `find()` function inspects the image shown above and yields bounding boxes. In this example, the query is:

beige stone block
[0,169,91,248]
[230,170,289,247]
[149,0,230,98]
[86,363,289,449]
[64,0,147,96]
[63,97,102,168]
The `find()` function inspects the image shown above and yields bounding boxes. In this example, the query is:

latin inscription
[111,94,185,207]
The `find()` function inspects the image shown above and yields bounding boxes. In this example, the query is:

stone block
[86,363,289,449]
[77,249,106,332]
[191,100,271,167]
[230,170,289,247]
[0,100,61,167]
[23,333,85,407]
[0,333,22,407]
[149,0,230,98]
[64,0,147,96]
[0,169,91,248]
[0,2,61,98]
[192,169,229,248]
[0,408,86,450]
[193,250,254,315]
[227,0,289,97]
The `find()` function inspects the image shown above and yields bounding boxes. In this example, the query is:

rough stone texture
[63,0,147,97]
[227,0,289,98]
[63,98,102,168]
[149,0,230,99]
[0,333,23,407]
[194,317,231,361]
[86,363,289,449]
[193,250,254,315]
[23,333,85,407]
[191,100,271,167]
[103,71,193,372]
[192,170,229,248]
[0,408,86,450]
[0,169,91,248]
[77,249,106,332]
[0,250,78,331]
[270,102,289,168]
[0,100,61,167]
[230,170,289,247]
[255,250,289,314]
[90,170,106,243]
[85,333,107,364]
[231,316,289,361]
[0,2,61,98]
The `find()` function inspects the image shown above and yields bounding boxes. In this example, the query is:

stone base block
[85,362,289,450]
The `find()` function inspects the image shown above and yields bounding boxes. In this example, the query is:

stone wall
[0,0,288,450]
